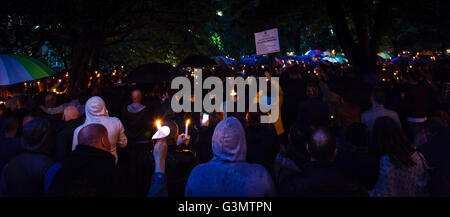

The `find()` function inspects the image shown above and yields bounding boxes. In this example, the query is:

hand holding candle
[152,119,170,140]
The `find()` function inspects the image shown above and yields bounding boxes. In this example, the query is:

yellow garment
[253,79,285,135]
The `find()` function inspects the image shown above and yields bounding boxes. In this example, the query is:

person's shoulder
[188,162,211,176]
[361,109,372,117]
[73,123,85,133]
[385,108,399,116]
[237,162,272,177]
[107,116,124,125]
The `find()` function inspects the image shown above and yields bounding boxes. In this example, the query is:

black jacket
[297,98,330,128]
[278,160,368,197]
[120,107,152,142]
[1,152,54,197]
[246,126,278,174]
[54,117,84,162]
[335,149,380,190]
[138,145,197,197]
[48,145,120,197]
[192,126,214,164]
[419,127,450,196]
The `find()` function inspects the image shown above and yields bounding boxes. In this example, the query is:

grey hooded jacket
[184,117,275,197]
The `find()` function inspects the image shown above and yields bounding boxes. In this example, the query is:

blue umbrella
[295,55,312,62]
[0,54,56,86]
[240,56,258,66]
[412,58,431,66]
[391,56,411,64]
[282,55,298,61]
[322,57,338,63]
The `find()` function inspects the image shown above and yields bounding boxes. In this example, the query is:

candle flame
[156,120,161,130]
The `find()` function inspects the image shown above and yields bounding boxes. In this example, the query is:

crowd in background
[0,56,449,197]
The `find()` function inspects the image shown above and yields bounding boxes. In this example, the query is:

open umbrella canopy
[336,52,346,57]
[305,50,322,57]
[391,56,411,64]
[378,52,394,60]
[322,57,338,63]
[412,58,432,66]
[178,54,217,68]
[0,54,55,86]
[240,56,258,66]
[294,55,312,62]
[335,57,348,63]
[215,56,237,67]
[322,51,333,57]
[124,62,181,84]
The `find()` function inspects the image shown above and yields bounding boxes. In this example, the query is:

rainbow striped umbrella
[0,54,55,86]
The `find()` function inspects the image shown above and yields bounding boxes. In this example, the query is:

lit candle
[152,120,170,140]
[185,119,190,136]
[156,120,162,130]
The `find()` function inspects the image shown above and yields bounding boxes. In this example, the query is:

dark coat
[278,160,368,197]
[118,106,152,195]
[0,137,22,172]
[48,145,120,197]
[1,152,54,196]
[419,127,450,196]
[335,149,380,190]
[0,118,55,197]
[138,145,197,197]
[54,117,84,162]
[120,106,152,142]
[296,98,330,128]
[246,126,278,173]
[192,126,214,164]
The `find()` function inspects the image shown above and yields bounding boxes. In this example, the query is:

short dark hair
[78,124,108,147]
[308,128,336,161]
[372,88,386,105]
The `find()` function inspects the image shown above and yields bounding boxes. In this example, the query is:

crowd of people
[0,55,449,197]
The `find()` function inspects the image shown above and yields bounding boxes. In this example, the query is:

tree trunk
[325,0,390,86]
[68,40,98,93]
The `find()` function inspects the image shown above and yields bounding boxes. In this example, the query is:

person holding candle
[137,119,196,197]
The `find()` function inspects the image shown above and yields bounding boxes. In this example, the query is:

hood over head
[21,117,54,154]
[85,96,109,122]
[212,117,246,162]
[127,103,146,113]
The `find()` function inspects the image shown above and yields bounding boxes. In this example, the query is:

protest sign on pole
[254,28,280,55]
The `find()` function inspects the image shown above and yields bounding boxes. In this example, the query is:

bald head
[307,128,336,162]
[131,90,142,104]
[78,124,110,151]
[63,106,79,121]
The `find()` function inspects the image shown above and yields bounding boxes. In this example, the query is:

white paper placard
[254,28,280,55]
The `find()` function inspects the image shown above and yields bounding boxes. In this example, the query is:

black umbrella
[123,62,182,84]
[178,54,217,68]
